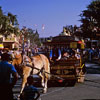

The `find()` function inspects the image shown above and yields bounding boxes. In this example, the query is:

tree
[8,12,18,26]
[80,0,100,39]
[20,27,41,47]
[27,29,41,47]
[0,6,19,37]
[0,7,4,31]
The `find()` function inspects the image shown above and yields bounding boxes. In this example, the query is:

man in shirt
[0,53,18,100]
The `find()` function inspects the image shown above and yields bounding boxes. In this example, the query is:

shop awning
[0,44,4,49]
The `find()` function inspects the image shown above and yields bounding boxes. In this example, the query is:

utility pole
[21,27,27,54]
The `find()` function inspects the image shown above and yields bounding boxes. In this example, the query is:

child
[20,76,40,100]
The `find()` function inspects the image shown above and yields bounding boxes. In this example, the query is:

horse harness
[22,54,45,76]
[13,53,64,81]
[25,55,64,81]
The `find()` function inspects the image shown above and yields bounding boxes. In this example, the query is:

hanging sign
[70,42,77,48]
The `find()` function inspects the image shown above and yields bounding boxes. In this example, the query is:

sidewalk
[87,58,100,65]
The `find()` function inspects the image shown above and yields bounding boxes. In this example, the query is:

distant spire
[35,29,38,34]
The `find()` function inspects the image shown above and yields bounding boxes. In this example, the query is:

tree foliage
[21,27,41,47]
[0,7,19,37]
[80,0,100,39]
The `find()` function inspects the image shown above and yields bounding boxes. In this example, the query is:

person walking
[0,53,18,100]
[20,75,40,100]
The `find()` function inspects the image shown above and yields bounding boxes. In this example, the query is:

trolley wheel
[67,79,77,86]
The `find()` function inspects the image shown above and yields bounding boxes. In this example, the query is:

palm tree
[8,12,18,26]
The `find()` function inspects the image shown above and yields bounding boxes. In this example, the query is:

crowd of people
[0,46,39,59]
[0,45,100,100]
[49,46,100,63]
[49,47,82,62]
[85,47,100,62]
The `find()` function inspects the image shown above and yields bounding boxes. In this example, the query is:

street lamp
[22,35,24,53]
[21,28,26,54]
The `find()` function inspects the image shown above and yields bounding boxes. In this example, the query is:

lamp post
[21,28,26,54]
[22,35,24,53]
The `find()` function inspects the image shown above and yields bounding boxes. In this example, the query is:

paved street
[13,62,100,100]
[40,74,100,100]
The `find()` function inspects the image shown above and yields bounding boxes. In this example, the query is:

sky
[0,0,92,37]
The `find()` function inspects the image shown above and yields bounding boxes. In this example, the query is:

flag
[42,24,45,30]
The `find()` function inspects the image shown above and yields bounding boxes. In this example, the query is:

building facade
[0,34,19,49]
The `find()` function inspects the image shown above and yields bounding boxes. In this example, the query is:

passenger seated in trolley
[49,47,61,62]
[75,51,81,59]
[61,51,70,60]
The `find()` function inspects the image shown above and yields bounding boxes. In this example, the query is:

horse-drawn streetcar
[44,35,85,85]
